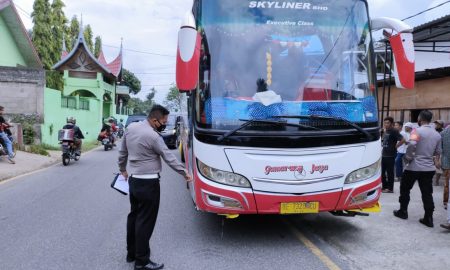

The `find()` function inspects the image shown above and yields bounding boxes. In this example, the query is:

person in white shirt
[394,122,412,182]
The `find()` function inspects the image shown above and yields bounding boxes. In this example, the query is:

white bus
[176,0,415,217]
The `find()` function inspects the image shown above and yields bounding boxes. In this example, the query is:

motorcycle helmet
[67,117,76,124]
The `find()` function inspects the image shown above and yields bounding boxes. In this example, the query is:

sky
[11,0,450,103]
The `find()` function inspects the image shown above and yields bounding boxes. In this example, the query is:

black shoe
[126,254,135,263]
[419,217,434,228]
[393,209,408,219]
[135,261,164,270]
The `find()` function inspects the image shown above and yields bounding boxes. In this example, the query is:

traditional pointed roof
[96,39,123,78]
[0,0,43,68]
[61,36,68,59]
[52,21,121,79]
[105,39,122,77]
[97,50,108,65]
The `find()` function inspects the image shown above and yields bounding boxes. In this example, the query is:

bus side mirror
[176,12,200,92]
[390,33,415,89]
[371,17,415,89]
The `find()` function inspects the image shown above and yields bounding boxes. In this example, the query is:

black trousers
[127,177,160,266]
[399,170,435,217]
[382,156,395,191]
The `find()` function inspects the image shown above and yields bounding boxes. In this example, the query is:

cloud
[12,0,450,104]
[367,0,392,13]
[13,0,191,103]
[425,0,450,22]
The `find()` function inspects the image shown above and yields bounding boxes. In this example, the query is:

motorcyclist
[0,105,15,164]
[118,119,124,138]
[63,117,85,155]
[99,118,117,146]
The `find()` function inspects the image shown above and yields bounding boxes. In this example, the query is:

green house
[0,0,44,117]
[42,22,130,146]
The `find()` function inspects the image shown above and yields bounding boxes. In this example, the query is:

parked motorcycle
[59,129,80,166]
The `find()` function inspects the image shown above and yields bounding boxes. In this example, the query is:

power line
[141,84,174,87]
[14,3,32,17]
[132,65,174,71]
[134,72,175,75]
[103,44,176,57]
[402,1,450,21]
[13,4,177,59]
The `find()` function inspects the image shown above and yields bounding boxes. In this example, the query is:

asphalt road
[0,147,349,270]
[1,147,449,270]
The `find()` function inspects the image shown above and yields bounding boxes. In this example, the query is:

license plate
[62,142,68,145]
[280,202,319,214]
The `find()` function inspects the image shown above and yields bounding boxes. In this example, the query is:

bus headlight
[197,159,251,188]
[345,159,381,184]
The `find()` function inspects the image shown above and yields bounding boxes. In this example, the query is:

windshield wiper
[217,119,321,142]
[273,115,373,141]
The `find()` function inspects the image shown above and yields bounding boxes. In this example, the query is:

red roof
[56,33,122,79]
[97,50,108,65]
[61,51,68,59]
[106,52,122,77]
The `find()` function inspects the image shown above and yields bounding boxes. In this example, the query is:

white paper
[113,174,129,195]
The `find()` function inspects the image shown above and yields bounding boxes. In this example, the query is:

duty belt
[132,173,160,179]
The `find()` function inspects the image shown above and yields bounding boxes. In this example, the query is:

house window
[61,97,77,109]
[79,99,90,110]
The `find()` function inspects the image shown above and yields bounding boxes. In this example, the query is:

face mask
[156,120,166,132]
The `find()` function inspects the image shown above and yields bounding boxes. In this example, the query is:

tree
[127,97,147,115]
[32,0,65,90]
[145,88,157,106]
[127,88,157,115]
[48,0,67,90]
[84,24,94,53]
[163,84,183,112]
[67,15,79,51]
[50,0,67,64]
[31,0,54,69]
[94,36,102,58]
[122,69,142,94]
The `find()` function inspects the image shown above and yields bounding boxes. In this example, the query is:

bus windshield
[196,0,377,131]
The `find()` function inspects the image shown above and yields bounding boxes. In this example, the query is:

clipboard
[111,173,129,195]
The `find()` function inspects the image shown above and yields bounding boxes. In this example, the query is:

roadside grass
[29,145,50,156]
[81,140,99,152]
[19,141,99,157]
[41,143,60,151]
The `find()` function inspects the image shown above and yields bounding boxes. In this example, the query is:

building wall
[42,87,129,147]
[42,88,102,146]
[378,77,450,123]
[0,66,45,115]
[0,15,27,67]
[62,71,117,118]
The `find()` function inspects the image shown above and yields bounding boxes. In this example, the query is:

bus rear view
[176,0,415,217]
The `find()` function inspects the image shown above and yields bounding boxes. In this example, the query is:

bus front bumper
[194,171,382,215]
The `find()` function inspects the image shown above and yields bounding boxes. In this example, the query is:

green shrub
[41,143,60,151]
[23,124,35,145]
[81,141,99,152]
[29,145,50,157]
